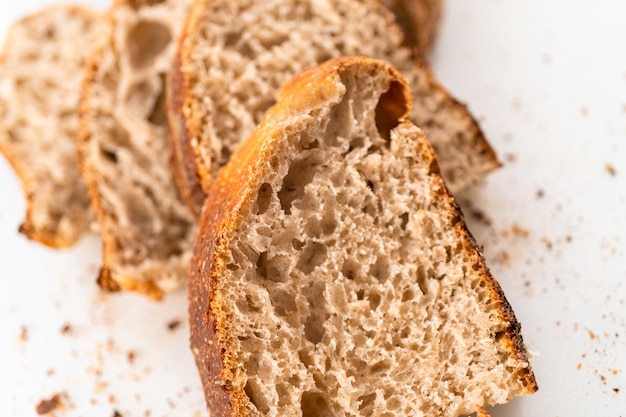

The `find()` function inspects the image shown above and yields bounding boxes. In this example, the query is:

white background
[1,1,625,416]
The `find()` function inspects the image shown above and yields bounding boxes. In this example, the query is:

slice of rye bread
[190,57,537,417]
[78,0,196,299]
[168,0,499,219]
[380,0,443,52]
[0,6,100,248]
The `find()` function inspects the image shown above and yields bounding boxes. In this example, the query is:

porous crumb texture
[193,58,536,417]
[173,0,498,216]
[0,6,99,247]
[78,0,195,298]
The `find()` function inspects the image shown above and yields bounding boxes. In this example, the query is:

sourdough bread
[380,0,443,52]
[78,0,195,299]
[169,0,499,219]
[190,57,537,417]
[0,6,99,248]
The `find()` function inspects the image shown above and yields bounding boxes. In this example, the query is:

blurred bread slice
[169,0,499,219]
[0,6,100,248]
[78,0,195,299]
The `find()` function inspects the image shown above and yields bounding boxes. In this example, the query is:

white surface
[1,0,625,416]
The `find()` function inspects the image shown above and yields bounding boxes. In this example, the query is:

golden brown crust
[190,57,535,415]
[0,5,98,249]
[167,41,207,219]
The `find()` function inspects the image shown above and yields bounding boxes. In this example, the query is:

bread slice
[380,0,443,52]
[190,57,537,417]
[78,0,195,299]
[169,0,499,219]
[0,6,99,248]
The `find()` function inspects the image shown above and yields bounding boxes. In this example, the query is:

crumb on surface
[167,319,182,331]
[605,163,616,176]
[19,325,28,342]
[535,189,545,199]
[60,323,72,335]
[112,411,123,417]
[127,350,136,364]
[511,224,530,238]
[35,393,64,415]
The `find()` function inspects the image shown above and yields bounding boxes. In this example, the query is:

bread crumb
[535,189,545,199]
[577,363,582,370]
[580,107,588,117]
[605,163,616,176]
[511,224,530,238]
[60,323,72,335]
[127,350,136,364]
[504,152,517,163]
[112,411,123,417]
[589,330,596,340]
[167,319,182,331]
[35,393,65,415]
[18,325,28,342]
[614,388,621,393]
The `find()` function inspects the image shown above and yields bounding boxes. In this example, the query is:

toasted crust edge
[0,5,98,249]
[167,27,207,219]
[189,57,535,416]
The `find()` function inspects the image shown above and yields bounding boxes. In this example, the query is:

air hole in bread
[303,283,327,344]
[341,259,359,280]
[270,288,297,317]
[127,20,171,69]
[278,153,321,214]
[358,392,376,411]
[301,391,332,417]
[292,238,305,250]
[100,145,118,164]
[148,74,167,126]
[368,291,381,310]
[236,293,261,313]
[245,379,270,413]
[296,242,327,274]
[399,212,410,231]
[371,360,391,374]
[369,257,390,282]
[401,288,415,302]
[416,265,429,295]
[375,80,407,140]
[255,183,272,214]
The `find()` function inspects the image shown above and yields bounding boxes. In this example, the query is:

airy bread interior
[78,0,195,297]
[192,58,535,417]
[173,0,498,217]
[0,6,99,247]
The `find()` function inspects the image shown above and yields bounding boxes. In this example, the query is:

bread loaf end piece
[191,57,536,417]
[0,6,100,247]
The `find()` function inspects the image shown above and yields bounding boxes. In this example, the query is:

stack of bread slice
[0,1,537,416]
